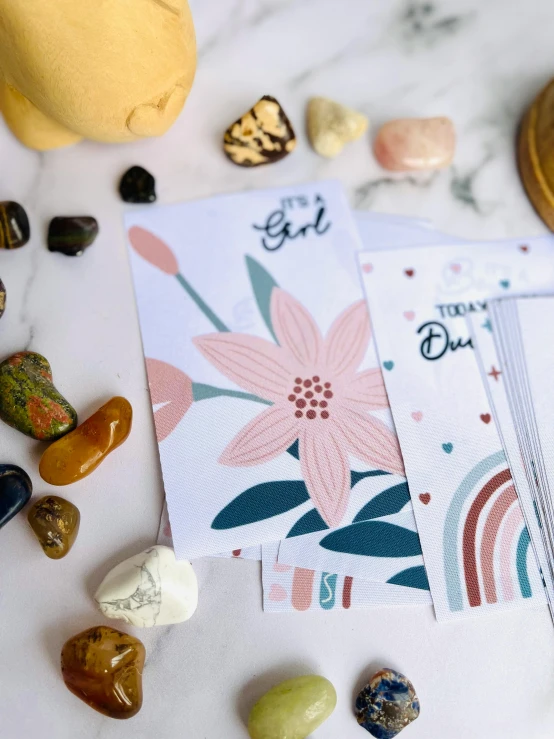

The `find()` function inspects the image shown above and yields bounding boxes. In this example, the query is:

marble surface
[1,1,554,737]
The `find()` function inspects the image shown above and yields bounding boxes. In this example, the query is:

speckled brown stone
[223,95,296,167]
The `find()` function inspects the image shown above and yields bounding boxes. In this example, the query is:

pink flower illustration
[146,358,193,442]
[193,289,404,527]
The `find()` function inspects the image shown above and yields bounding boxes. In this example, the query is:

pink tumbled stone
[373,117,455,171]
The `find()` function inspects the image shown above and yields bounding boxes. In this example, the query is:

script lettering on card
[252,193,332,251]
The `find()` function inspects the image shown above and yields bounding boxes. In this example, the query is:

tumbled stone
[355,668,420,738]
[374,117,455,171]
[248,675,337,739]
[95,545,198,627]
[40,396,132,485]
[0,277,5,319]
[307,97,368,158]
[48,216,99,257]
[224,95,296,167]
[119,166,157,204]
[61,625,145,719]
[28,495,80,559]
[0,352,77,440]
[0,464,32,530]
[0,201,30,249]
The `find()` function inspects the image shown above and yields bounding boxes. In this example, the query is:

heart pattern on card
[404,268,415,278]
[419,493,431,505]
[268,584,288,602]
[383,361,394,371]
[499,279,510,289]
[480,413,491,424]
[450,263,461,274]
[403,311,415,321]
[442,443,453,454]
[362,263,373,273]
[519,245,529,253]
[411,411,423,422]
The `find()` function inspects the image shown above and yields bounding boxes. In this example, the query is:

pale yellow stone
[307,97,368,158]
[0,0,196,150]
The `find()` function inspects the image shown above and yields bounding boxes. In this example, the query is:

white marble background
[1,1,554,737]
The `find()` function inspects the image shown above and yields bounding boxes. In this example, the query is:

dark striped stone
[0,464,32,530]
[0,201,30,249]
[48,216,99,256]
[0,278,5,319]
[119,166,157,204]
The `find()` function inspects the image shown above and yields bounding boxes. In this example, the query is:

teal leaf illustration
[287,439,299,460]
[245,255,279,342]
[212,480,309,529]
[320,521,422,557]
[351,469,390,486]
[287,508,329,538]
[353,482,410,522]
[387,566,430,591]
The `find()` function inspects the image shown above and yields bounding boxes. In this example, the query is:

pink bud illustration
[128,226,179,275]
[146,358,193,441]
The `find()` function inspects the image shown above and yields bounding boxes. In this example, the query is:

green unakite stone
[0,352,77,440]
[248,675,337,739]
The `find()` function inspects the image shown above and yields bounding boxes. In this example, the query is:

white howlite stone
[94,545,198,627]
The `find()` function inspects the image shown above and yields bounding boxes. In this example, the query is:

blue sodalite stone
[0,464,32,529]
[355,668,420,738]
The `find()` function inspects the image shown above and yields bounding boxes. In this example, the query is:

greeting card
[126,182,406,561]
[359,238,554,620]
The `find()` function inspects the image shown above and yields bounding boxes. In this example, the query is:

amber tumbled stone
[61,625,145,719]
[28,495,80,559]
[39,396,132,485]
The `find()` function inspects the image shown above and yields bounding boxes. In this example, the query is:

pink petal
[220,406,299,466]
[128,227,179,275]
[343,368,389,409]
[334,408,405,476]
[270,288,323,367]
[323,301,370,377]
[193,333,293,401]
[299,427,351,527]
[145,358,193,442]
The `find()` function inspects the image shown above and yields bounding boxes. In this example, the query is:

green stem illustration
[192,382,272,405]
[175,273,229,332]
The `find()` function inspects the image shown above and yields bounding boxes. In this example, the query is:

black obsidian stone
[0,464,32,530]
[0,201,30,249]
[119,166,157,204]
[48,216,99,257]
[0,278,5,319]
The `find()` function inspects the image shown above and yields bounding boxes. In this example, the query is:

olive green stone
[248,675,337,739]
[0,352,77,440]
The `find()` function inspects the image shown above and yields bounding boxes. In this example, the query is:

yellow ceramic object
[0,1,196,151]
[39,397,132,486]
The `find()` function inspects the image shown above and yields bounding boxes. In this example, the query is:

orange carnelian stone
[39,396,132,485]
[61,625,145,719]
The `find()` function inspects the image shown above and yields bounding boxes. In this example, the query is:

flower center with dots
[287,375,333,420]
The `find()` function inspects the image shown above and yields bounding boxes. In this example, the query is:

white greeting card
[359,238,553,620]
[262,543,431,612]
[468,305,553,606]
[126,181,406,561]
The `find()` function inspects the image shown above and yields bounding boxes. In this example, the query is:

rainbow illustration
[444,450,535,611]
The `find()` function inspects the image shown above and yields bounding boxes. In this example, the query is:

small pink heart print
[419,493,431,505]
[411,411,423,422]
[403,311,415,321]
[451,263,462,274]
[362,263,373,273]
[269,584,288,602]
[273,562,293,573]
[519,245,529,253]
[404,268,415,278]
[480,413,491,424]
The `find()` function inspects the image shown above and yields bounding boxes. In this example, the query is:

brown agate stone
[28,495,80,559]
[61,625,145,719]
